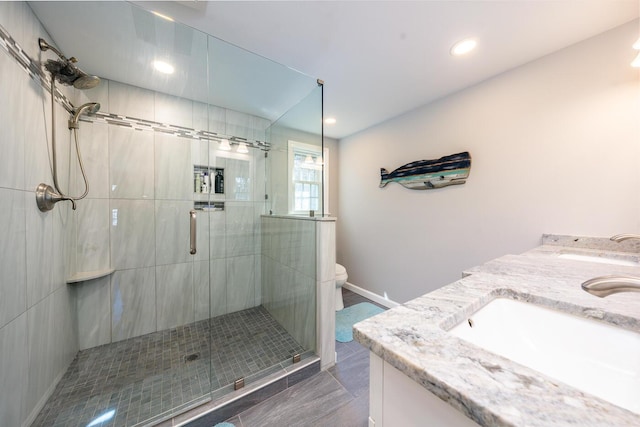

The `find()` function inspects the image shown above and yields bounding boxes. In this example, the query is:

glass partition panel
[206,32,321,398]
[266,85,325,217]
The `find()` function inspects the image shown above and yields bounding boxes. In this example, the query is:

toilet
[335,263,348,311]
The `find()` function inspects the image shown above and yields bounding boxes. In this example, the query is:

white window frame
[287,140,329,215]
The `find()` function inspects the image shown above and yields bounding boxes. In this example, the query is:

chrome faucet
[610,234,640,242]
[582,275,640,297]
[580,234,640,297]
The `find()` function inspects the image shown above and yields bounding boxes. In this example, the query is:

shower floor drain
[184,353,200,363]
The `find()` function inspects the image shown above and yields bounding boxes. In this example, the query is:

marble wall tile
[0,314,28,427]
[155,133,193,200]
[75,276,111,350]
[317,279,336,370]
[26,295,56,417]
[210,258,227,318]
[293,271,316,351]
[254,251,262,308]
[225,157,253,201]
[194,208,210,261]
[155,93,193,128]
[192,101,208,132]
[156,262,194,330]
[20,4,53,60]
[111,267,156,342]
[0,188,26,329]
[25,192,55,308]
[208,104,227,135]
[225,109,252,140]
[226,255,255,313]
[193,260,209,322]
[23,75,53,193]
[225,202,256,257]
[75,122,109,199]
[253,150,267,203]
[110,199,155,270]
[108,81,154,121]
[155,200,193,265]
[0,2,25,51]
[75,198,110,273]
[109,126,155,199]
[210,210,226,259]
[50,202,68,290]
[191,138,209,171]
[0,51,25,190]
[74,79,110,115]
[316,220,336,282]
[225,110,268,141]
[52,285,77,376]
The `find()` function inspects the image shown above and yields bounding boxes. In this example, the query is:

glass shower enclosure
[22,2,323,426]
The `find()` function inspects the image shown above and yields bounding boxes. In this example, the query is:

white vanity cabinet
[368,353,481,427]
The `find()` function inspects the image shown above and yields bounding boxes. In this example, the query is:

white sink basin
[557,253,639,267]
[449,298,640,414]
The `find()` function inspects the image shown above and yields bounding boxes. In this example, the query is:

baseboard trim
[343,282,400,309]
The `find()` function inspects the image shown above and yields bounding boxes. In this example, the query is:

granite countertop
[353,235,640,426]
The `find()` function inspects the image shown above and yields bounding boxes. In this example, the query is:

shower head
[69,102,100,129]
[39,38,101,90]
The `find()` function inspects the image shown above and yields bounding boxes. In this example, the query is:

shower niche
[194,165,225,196]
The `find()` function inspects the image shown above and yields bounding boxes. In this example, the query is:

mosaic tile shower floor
[31,306,306,427]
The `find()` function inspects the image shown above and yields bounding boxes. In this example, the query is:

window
[288,140,329,215]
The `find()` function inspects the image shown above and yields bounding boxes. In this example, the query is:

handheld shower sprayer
[36,38,101,212]
[69,102,101,129]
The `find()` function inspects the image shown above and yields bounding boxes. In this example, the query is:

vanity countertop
[353,235,640,426]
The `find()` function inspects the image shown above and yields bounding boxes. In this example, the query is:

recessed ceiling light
[152,11,174,22]
[153,60,174,74]
[450,38,477,56]
[324,117,337,125]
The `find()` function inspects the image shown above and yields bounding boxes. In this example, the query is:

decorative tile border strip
[0,22,270,151]
[0,23,74,113]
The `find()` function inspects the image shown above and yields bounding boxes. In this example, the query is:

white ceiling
[31,1,639,139]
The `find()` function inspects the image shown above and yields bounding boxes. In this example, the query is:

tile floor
[216,289,386,427]
[31,306,306,427]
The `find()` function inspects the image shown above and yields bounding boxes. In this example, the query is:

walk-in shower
[36,37,101,212]
[0,2,325,426]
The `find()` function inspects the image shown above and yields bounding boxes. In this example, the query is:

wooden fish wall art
[380,151,471,190]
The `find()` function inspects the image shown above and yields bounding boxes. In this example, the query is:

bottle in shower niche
[202,172,209,193]
[214,170,224,194]
[194,172,202,193]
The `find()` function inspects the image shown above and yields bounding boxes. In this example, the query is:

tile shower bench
[354,235,640,426]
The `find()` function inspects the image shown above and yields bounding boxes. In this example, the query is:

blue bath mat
[214,423,235,427]
[336,302,385,343]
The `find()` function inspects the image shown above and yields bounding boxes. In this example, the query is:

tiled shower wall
[261,216,317,351]
[0,3,77,427]
[72,78,269,350]
[261,215,336,369]
[0,3,269,426]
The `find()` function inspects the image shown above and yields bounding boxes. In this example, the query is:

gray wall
[337,21,640,303]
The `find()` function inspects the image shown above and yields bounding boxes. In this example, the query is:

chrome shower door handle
[189,209,197,255]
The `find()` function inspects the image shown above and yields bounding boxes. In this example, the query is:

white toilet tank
[336,263,348,285]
